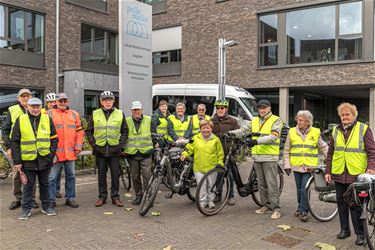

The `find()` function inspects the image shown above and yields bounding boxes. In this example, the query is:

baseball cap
[257,99,271,108]
[27,98,42,106]
[17,89,32,97]
[56,93,68,100]
[131,100,142,110]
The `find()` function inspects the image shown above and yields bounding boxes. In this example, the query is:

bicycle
[195,134,284,216]
[0,141,13,179]
[119,157,131,191]
[139,134,196,216]
[304,165,338,222]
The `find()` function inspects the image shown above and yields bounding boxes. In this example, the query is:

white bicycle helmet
[100,91,115,100]
[45,93,56,102]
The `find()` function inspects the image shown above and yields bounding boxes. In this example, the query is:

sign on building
[119,0,152,116]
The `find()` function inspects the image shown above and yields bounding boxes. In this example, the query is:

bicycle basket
[313,169,335,192]
[169,147,183,160]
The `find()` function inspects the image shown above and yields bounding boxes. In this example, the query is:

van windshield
[240,97,258,116]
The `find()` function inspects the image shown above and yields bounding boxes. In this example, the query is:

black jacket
[151,108,170,134]
[126,115,154,158]
[10,112,58,171]
[2,103,27,150]
[86,108,129,157]
[167,113,193,141]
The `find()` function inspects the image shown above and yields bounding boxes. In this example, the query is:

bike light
[358,191,368,197]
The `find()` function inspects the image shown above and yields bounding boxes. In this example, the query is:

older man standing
[10,98,58,219]
[2,89,39,210]
[48,93,84,208]
[283,110,328,222]
[192,103,210,136]
[167,102,193,141]
[124,101,153,205]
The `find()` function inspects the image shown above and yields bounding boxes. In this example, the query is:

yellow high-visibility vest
[289,127,321,167]
[19,113,51,161]
[124,116,153,155]
[251,115,281,156]
[156,115,169,137]
[8,104,25,137]
[93,108,123,146]
[192,114,210,135]
[332,122,368,175]
[167,115,191,141]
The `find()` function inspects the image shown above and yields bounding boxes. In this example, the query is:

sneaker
[208,201,215,209]
[294,210,301,217]
[227,197,235,206]
[65,199,79,208]
[41,207,56,216]
[299,212,308,222]
[271,211,282,220]
[9,200,21,210]
[18,210,31,220]
[51,201,56,208]
[132,196,142,206]
[56,192,62,199]
[255,206,272,214]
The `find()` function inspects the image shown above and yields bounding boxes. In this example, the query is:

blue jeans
[294,172,311,214]
[49,161,76,202]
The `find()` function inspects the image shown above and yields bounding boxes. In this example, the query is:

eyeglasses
[198,109,205,111]
[216,107,226,110]
[58,99,68,103]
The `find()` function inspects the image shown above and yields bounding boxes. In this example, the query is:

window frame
[66,0,108,14]
[257,0,372,69]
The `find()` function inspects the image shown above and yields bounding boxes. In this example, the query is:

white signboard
[119,0,152,116]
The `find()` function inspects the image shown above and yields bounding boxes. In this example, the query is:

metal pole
[56,0,59,93]
[218,38,222,100]
[223,39,226,101]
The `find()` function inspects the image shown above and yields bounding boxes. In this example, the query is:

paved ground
[0,162,366,250]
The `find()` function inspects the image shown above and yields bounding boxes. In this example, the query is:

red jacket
[49,108,84,161]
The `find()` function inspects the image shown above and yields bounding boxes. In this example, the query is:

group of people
[2,88,375,246]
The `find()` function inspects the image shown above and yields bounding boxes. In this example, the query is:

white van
[152,83,257,121]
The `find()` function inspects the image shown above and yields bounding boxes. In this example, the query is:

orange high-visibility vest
[49,109,84,161]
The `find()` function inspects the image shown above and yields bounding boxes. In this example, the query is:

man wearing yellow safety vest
[230,99,283,219]
[191,103,210,136]
[2,88,39,210]
[124,101,153,205]
[10,98,58,219]
[167,102,193,141]
[151,100,170,138]
[86,91,128,207]
[283,110,328,222]
[325,103,375,246]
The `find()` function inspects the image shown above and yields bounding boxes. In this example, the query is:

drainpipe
[55,0,59,92]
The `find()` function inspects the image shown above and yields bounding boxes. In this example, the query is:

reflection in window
[339,1,362,36]
[260,45,278,66]
[153,50,181,64]
[338,37,362,61]
[287,6,335,64]
[260,14,277,43]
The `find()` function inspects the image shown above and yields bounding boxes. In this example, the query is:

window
[227,98,249,120]
[140,0,167,15]
[66,0,107,13]
[0,4,44,53]
[258,0,365,67]
[153,49,181,64]
[0,88,42,116]
[84,91,118,117]
[81,24,118,65]
[259,14,278,66]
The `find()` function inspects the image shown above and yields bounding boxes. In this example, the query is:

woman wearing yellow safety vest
[325,103,375,246]
[167,102,193,141]
[283,110,328,222]
[181,120,224,209]
[151,100,170,138]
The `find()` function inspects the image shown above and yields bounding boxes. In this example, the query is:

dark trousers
[294,172,311,213]
[12,166,36,201]
[335,182,364,236]
[97,156,120,200]
[128,156,152,198]
[22,168,50,211]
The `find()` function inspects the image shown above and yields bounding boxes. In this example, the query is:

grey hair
[295,110,313,126]
[337,102,358,119]
[176,102,186,110]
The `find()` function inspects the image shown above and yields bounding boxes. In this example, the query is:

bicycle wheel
[120,160,131,191]
[196,167,229,216]
[139,173,162,216]
[363,199,375,250]
[250,166,284,207]
[306,177,338,222]
[0,151,12,179]
[186,173,197,202]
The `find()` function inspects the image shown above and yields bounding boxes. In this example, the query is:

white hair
[295,110,313,126]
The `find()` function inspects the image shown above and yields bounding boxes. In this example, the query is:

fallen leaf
[46,229,52,232]
[124,207,133,211]
[163,245,172,250]
[151,211,161,216]
[277,224,291,231]
[133,233,144,240]
[314,242,336,250]
[158,191,162,194]
[104,212,114,215]
[124,193,132,197]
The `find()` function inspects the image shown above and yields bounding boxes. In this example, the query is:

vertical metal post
[218,38,226,100]
[56,0,59,93]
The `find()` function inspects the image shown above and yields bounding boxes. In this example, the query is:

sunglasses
[198,109,205,111]
[216,107,226,110]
